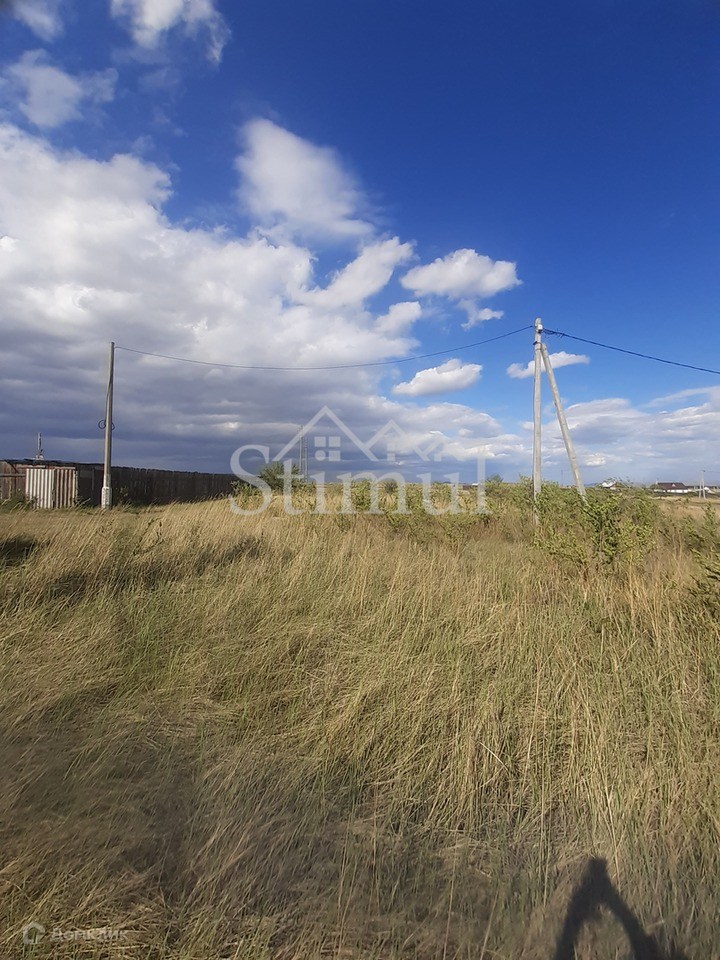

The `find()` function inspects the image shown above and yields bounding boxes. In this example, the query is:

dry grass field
[0,485,718,958]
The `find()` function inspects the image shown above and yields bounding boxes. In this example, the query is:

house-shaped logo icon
[276,407,448,467]
[365,420,446,464]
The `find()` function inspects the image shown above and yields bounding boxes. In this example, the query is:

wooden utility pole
[540,341,586,500]
[532,318,543,523]
[101,341,115,510]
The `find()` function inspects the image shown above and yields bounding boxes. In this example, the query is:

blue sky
[0,0,718,483]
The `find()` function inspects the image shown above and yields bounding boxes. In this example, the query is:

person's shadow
[553,858,690,960]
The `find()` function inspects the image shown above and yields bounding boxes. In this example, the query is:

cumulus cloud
[647,385,720,407]
[459,302,504,331]
[3,50,117,128]
[364,396,502,461]
[0,122,488,474]
[375,301,421,335]
[393,359,482,397]
[401,248,520,300]
[561,398,661,445]
[2,119,714,484]
[506,350,589,379]
[532,394,720,480]
[111,0,230,62]
[301,238,413,311]
[236,118,372,242]
[8,0,63,40]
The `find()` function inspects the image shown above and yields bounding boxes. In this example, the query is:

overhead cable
[545,329,720,377]
[115,325,533,371]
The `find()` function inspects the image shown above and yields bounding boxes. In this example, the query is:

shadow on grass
[554,857,690,960]
[0,685,197,948]
[28,537,265,606]
[0,534,39,568]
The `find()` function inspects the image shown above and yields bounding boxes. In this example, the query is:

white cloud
[302,239,413,310]
[4,51,116,128]
[393,359,482,397]
[3,121,715,484]
[0,121,507,477]
[512,387,720,482]
[9,0,63,40]
[0,123,435,471]
[506,350,590,379]
[647,385,720,407]
[562,396,718,449]
[236,118,372,242]
[459,301,504,331]
[364,396,503,461]
[401,248,520,300]
[375,301,421,335]
[111,0,230,62]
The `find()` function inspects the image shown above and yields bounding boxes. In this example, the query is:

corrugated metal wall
[25,467,54,508]
[25,466,77,508]
[52,467,78,508]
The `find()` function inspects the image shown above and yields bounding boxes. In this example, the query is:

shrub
[258,460,302,492]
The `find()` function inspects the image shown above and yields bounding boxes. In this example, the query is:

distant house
[652,481,692,495]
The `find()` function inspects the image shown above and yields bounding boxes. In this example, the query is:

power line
[116,323,720,376]
[545,329,720,377]
[115,324,532,370]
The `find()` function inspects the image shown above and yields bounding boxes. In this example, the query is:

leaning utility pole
[540,340,586,500]
[531,319,586,521]
[101,341,115,510]
[532,318,543,523]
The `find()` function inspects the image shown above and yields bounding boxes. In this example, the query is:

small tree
[258,461,302,492]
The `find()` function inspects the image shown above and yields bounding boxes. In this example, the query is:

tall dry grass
[0,490,718,958]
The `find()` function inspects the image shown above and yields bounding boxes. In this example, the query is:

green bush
[536,485,660,571]
[258,461,303,492]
